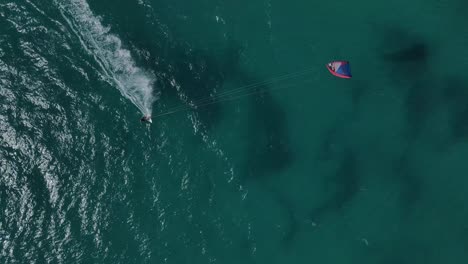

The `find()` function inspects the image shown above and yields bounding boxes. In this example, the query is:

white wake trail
[56,0,156,116]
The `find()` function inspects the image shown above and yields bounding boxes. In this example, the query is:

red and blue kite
[326,61,352,79]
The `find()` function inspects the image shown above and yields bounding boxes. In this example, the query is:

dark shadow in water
[380,26,430,64]
[383,42,429,64]
[244,91,293,180]
[404,81,439,137]
[383,42,430,82]
[443,78,468,141]
[393,153,422,215]
[377,26,440,138]
[378,26,432,82]
[350,80,370,106]
[453,0,468,20]
[450,105,468,140]
[309,150,360,221]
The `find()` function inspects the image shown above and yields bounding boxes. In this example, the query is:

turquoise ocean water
[2,0,468,263]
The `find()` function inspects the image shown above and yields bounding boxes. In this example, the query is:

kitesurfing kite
[326,61,352,79]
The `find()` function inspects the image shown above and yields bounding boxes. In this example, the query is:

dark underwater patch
[443,78,468,140]
[379,26,429,62]
[450,105,468,140]
[392,153,422,215]
[378,26,432,82]
[310,150,360,221]
[350,80,370,106]
[376,26,443,138]
[404,81,439,137]
[383,42,430,81]
[244,91,293,179]
[383,42,429,64]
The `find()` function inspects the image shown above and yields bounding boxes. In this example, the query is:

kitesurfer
[140,115,152,123]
